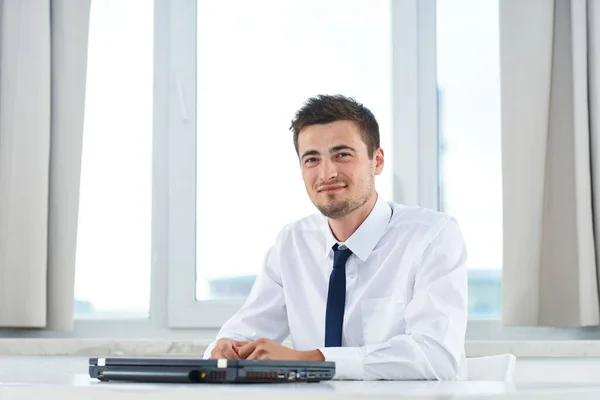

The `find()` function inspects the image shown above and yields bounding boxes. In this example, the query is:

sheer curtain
[500,0,600,326]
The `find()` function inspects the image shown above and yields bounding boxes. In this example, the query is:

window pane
[74,0,153,318]
[436,0,502,318]
[196,0,392,300]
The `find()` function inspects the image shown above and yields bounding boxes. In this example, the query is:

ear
[373,148,384,175]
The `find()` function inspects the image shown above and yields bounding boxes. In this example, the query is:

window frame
[161,0,246,328]
[165,0,442,329]
[392,0,439,211]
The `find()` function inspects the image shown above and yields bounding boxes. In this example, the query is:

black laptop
[89,357,336,383]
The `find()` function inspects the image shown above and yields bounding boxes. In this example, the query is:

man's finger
[245,348,260,360]
[213,343,240,360]
[210,349,228,359]
[232,341,250,357]
[220,344,241,359]
[246,348,270,361]
[237,341,258,359]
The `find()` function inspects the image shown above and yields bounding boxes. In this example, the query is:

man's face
[297,120,384,219]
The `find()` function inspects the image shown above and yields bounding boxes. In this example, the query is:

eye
[305,157,318,164]
[337,152,351,159]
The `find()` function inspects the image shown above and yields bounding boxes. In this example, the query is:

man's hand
[237,338,325,361]
[210,338,250,359]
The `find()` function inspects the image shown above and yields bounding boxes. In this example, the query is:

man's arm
[203,242,290,359]
[318,218,468,380]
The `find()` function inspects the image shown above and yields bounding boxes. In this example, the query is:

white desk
[0,356,599,399]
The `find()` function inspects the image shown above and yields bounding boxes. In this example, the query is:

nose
[318,158,338,182]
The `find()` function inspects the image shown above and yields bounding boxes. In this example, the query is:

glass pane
[74,0,153,318]
[436,0,502,318]
[196,0,392,301]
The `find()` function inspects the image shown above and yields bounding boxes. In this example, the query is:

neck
[328,192,378,242]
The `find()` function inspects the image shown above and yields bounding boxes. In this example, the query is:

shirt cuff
[317,347,364,380]
[203,342,216,359]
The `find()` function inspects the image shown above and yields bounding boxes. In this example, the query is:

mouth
[318,185,346,194]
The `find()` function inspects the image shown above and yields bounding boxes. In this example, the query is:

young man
[203,95,468,380]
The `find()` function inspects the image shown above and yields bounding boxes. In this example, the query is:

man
[203,95,468,380]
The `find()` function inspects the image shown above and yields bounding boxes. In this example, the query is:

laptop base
[89,357,335,384]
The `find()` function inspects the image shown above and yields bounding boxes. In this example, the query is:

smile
[318,185,346,193]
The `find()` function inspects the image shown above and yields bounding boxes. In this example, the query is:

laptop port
[307,372,316,379]
[277,373,286,379]
[287,371,297,380]
[299,369,307,378]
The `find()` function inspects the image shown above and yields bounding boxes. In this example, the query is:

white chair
[466,354,517,381]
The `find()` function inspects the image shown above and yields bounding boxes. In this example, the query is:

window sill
[0,339,598,358]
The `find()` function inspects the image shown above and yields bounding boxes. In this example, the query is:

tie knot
[332,244,353,268]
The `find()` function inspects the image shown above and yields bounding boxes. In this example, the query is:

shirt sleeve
[318,218,468,380]
[203,236,290,359]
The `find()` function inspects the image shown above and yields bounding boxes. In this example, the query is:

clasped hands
[210,338,325,362]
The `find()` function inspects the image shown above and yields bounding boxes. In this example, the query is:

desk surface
[0,356,599,399]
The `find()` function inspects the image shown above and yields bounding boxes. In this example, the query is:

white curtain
[0,0,91,329]
[501,0,600,326]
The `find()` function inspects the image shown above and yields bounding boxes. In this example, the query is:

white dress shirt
[204,194,468,380]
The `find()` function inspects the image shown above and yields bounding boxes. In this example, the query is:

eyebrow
[300,145,358,160]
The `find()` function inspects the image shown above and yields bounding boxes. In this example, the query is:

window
[436,0,502,318]
[166,0,504,327]
[15,0,584,340]
[194,0,393,301]
[74,0,154,319]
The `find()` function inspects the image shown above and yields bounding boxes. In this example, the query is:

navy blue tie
[324,244,353,347]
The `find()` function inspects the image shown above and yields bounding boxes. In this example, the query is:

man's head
[290,95,384,219]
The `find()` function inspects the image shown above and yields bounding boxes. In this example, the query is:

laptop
[89,357,336,383]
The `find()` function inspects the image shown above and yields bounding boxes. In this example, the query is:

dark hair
[289,94,380,159]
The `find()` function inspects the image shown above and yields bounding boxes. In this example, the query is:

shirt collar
[323,194,392,263]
